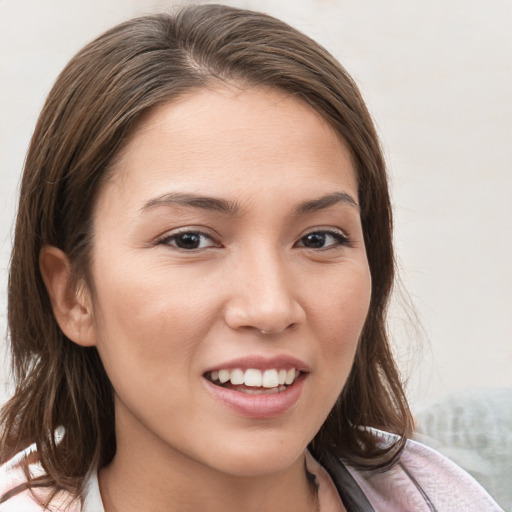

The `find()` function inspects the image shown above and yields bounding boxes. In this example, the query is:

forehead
[102,85,357,206]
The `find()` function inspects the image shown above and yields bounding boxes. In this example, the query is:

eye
[296,230,349,249]
[159,231,217,250]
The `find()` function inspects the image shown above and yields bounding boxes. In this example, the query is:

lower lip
[203,375,306,419]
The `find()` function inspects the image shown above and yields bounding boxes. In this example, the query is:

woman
[0,4,502,511]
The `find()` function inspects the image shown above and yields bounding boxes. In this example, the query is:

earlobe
[39,245,97,347]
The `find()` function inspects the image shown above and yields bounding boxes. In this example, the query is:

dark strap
[317,452,376,512]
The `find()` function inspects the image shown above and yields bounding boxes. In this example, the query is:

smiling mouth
[204,368,303,395]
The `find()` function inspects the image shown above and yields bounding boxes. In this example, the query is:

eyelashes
[156,227,351,252]
[157,230,219,250]
[295,229,350,250]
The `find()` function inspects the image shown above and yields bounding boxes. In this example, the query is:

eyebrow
[140,191,359,216]
[295,192,359,214]
[140,192,240,215]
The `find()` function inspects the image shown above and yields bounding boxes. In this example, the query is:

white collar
[82,471,105,512]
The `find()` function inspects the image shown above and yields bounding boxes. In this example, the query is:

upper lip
[203,355,310,373]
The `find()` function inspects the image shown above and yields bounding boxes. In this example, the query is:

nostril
[257,322,297,335]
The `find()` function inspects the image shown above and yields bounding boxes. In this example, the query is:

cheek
[312,265,371,361]
[89,260,222,370]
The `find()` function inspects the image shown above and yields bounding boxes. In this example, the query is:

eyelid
[303,226,348,237]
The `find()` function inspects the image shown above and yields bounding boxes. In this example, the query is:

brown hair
[1,3,413,503]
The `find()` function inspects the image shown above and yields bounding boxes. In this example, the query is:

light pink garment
[345,438,504,511]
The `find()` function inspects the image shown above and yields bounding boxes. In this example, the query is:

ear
[39,245,97,347]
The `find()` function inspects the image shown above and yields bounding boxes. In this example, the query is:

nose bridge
[224,242,305,333]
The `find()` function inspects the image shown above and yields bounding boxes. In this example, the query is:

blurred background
[0,0,510,508]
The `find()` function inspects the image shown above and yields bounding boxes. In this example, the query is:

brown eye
[302,232,327,248]
[174,233,202,249]
[297,230,349,249]
[160,231,217,250]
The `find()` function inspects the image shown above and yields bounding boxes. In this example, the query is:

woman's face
[87,86,371,477]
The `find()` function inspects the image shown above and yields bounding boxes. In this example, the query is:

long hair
[1,3,413,502]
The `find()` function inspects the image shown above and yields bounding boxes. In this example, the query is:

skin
[41,85,371,512]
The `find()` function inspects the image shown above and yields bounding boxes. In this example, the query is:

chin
[200,431,311,478]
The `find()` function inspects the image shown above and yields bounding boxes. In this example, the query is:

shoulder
[345,431,504,511]
[0,445,80,512]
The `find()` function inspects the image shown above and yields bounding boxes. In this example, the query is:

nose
[223,250,306,335]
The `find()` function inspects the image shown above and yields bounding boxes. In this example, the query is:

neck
[99,451,317,512]
[98,419,317,512]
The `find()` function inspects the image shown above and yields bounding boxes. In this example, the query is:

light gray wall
[1,0,511,410]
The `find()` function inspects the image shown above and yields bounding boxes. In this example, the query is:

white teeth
[262,369,279,388]
[244,369,262,387]
[210,367,300,388]
[230,368,245,385]
[218,369,230,384]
